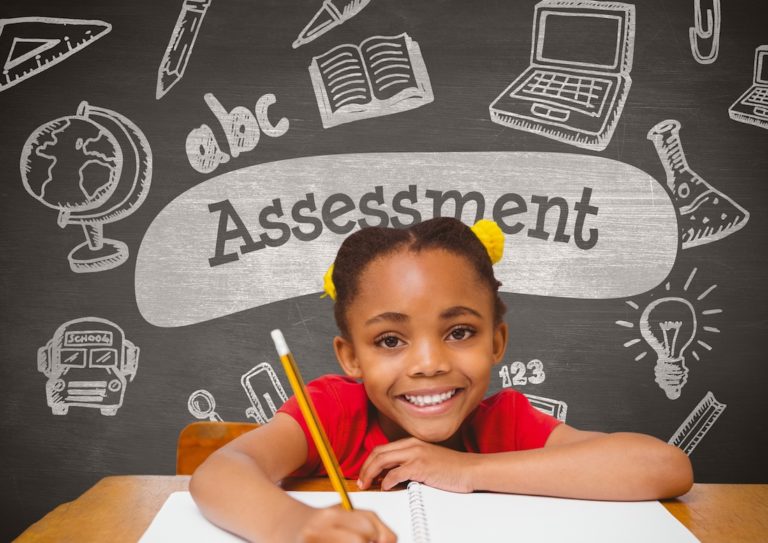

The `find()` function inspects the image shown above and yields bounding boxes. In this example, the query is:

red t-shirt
[277,375,561,478]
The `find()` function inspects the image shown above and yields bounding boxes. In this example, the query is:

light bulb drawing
[639,297,696,400]
[616,267,722,400]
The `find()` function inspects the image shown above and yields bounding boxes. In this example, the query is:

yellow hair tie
[322,262,336,301]
[471,219,504,264]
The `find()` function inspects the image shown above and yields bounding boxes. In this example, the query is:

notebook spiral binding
[407,482,431,543]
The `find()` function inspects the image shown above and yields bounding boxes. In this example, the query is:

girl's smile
[334,247,508,446]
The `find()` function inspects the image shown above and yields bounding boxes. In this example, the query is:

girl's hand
[357,438,478,492]
[290,505,397,543]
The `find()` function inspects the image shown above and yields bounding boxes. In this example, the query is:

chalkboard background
[1,0,767,539]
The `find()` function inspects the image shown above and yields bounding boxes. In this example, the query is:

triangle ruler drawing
[0,17,111,92]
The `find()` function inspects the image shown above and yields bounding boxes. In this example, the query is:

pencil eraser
[271,329,289,356]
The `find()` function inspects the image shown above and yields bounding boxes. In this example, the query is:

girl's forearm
[468,432,693,500]
[190,449,312,542]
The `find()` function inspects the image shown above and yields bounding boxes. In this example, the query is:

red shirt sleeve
[467,389,562,452]
[510,391,562,450]
[276,374,362,477]
[276,375,341,476]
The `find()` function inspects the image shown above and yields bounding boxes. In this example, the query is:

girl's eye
[376,335,404,349]
[447,326,475,341]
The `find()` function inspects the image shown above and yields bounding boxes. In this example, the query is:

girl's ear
[492,322,509,365]
[334,335,363,378]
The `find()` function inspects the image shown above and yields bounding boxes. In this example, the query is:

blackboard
[1,0,767,539]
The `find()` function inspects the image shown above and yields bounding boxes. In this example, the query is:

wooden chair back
[176,421,260,475]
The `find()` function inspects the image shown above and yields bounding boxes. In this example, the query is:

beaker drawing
[647,119,749,249]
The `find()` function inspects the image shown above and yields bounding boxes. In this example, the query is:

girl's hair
[332,217,507,338]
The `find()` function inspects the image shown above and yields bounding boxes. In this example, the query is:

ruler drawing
[0,17,111,92]
[669,391,726,455]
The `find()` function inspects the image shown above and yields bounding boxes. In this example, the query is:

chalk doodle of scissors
[689,0,720,64]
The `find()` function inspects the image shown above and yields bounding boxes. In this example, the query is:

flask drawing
[640,297,697,400]
[647,119,749,249]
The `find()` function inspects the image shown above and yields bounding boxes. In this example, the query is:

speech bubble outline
[136,152,677,327]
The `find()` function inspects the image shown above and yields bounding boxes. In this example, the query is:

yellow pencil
[271,329,354,511]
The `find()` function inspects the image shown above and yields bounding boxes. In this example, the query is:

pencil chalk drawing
[136,152,678,327]
[689,0,720,64]
[293,0,371,49]
[185,92,289,174]
[309,33,433,128]
[499,359,546,387]
[489,0,635,151]
[38,317,139,416]
[156,0,212,99]
[728,45,768,130]
[241,362,288,424]
[20,101,152,273]
[0,17,111,93]
[187,389,223,421]
[617,268,722,400]
[669,391,726,455]
[524,394,568,422]
[648,119,749,249]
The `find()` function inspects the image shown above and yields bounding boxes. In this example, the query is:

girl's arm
[357,426,693,501]
[190,413,395,542]
[470,425,694,500]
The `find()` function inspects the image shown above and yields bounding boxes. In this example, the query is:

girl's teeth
[404,389,456,406]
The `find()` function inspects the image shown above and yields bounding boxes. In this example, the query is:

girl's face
[334,248,507,447]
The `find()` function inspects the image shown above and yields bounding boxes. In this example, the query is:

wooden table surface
[17,476,768,542]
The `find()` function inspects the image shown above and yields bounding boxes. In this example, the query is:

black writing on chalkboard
[207,185,599,267]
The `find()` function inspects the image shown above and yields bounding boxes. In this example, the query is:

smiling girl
[190,217,693,543]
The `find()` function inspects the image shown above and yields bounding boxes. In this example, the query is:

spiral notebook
[141,483,698,542]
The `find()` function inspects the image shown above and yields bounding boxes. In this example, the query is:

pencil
[270,329,354,511]
[156,0,211,99]
[292,0,371,49]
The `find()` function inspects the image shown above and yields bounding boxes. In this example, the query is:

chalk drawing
[38,317,139,416]
[669,391,726,455]
[187,389,223,421]
[728,45,768,130]
[617,268,722,400]
[524,394,568,422]
[293,0,371,49]
[136,152,679,327]
[489,0,635,151]
[0,17,111,93]
[309,33,433,128]
[499,359,546,387]
[689,0,720,64]
[156,0,212,99]
[185,92,289,174]
[648,119,750,249]
[241,362,288,424]
[20,101,152,273]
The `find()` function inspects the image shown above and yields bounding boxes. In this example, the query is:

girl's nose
[407,340,450,376]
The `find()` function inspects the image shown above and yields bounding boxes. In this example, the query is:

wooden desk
[17,476,768,542]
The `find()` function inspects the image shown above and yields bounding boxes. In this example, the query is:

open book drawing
[309,33,434,128]
[140,483,699,542]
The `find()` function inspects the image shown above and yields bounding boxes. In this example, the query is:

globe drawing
[21,116,123,211]
[19,101,152,273]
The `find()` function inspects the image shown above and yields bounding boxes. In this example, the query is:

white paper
[140,488,699,543]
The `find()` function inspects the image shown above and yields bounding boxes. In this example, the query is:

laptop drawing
[728,45,768,131]
[489,0,635,151]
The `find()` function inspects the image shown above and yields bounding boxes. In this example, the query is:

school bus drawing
[38,317,139,416]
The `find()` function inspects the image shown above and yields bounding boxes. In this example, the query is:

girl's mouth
[401,388,460,408]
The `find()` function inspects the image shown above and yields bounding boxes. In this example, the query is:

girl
[190,217,693,543]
